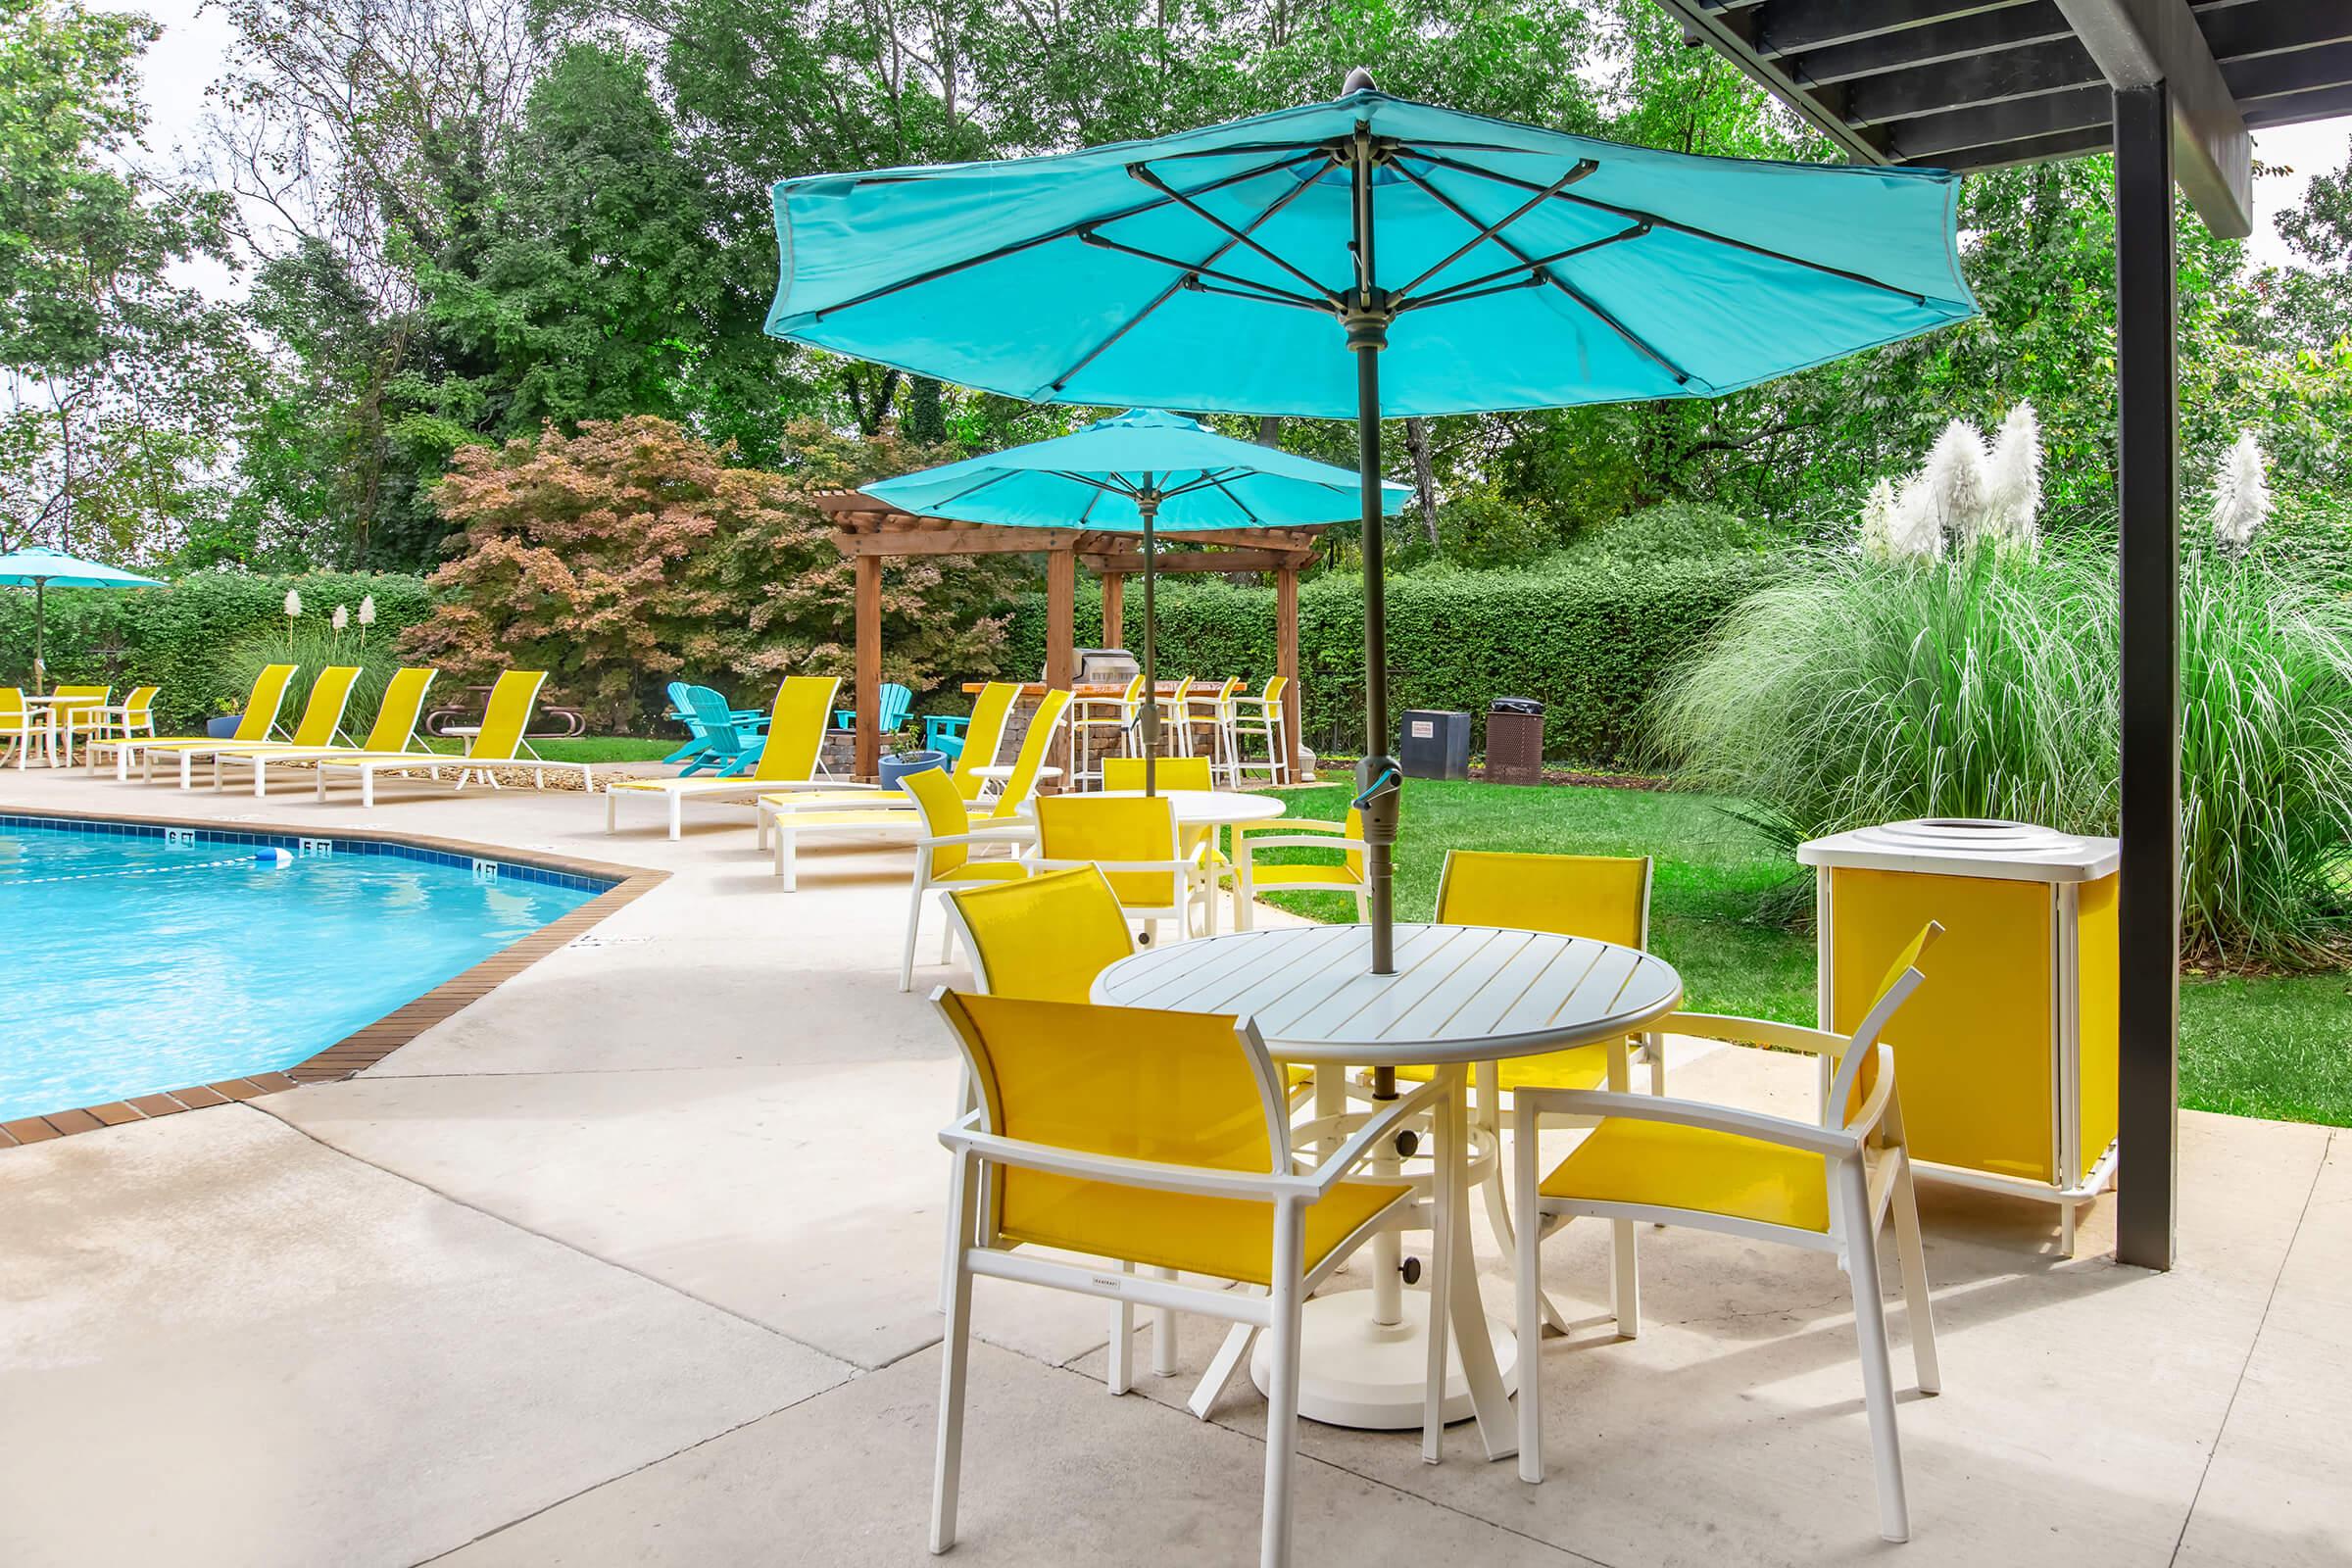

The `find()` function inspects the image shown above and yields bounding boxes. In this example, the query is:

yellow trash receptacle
[1798,818,2121,1255]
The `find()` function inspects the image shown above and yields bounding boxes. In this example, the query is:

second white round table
[1095,920,1682,1457]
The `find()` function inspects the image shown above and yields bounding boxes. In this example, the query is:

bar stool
[1229,675,1291,786]
[1068,671,1146,790]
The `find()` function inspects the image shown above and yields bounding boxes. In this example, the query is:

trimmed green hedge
[0,572,436,730]
[1000,557,1777,767]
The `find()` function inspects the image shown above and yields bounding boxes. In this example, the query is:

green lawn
[416,735,680,763]
[1254,777,2352,1128]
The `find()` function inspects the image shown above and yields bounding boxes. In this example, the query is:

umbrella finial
[1342,66,1378,95]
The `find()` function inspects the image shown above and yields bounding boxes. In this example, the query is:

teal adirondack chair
[835,682,912,738]
[680,686,767,777]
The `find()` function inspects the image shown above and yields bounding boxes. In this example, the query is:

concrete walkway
[2,765,2345,1567]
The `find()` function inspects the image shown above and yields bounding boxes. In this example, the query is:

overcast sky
[132,0,2351,301]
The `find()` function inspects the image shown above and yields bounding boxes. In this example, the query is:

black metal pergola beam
[1656,0,2319,236]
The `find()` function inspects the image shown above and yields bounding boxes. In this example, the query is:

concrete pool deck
[2,765,2346,1567]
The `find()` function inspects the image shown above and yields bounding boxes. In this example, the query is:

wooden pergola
[816,490,1324,780]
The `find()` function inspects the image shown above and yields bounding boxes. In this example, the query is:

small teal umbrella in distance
[866,408,1409,793]
[0,546,162,695]
[768,72,1974,972]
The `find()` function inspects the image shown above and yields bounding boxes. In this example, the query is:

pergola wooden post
[1101,571,1124,649]
[1275,564,1303,780]
[818,491,1320,782]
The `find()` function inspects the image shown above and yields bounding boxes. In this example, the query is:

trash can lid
[1796,818,2120,883]
[1489,697,1544,715]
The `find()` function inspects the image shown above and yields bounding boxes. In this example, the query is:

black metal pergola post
[2113,81,2182,1272]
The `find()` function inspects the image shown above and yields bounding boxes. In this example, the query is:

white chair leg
[1259,1201,1305,1568]
[668,793,683,841]
[900,875,928,992]
[1108,1263,1136,1396]
[1188,1319,1257,1419]
[606,789,618,833]
[1890,1157,1941,1394]
[937,1071,978,1314]
[931,1152,980,1554]
[1149,1268,1178,1377]
[1423,1068,1458,1464]
[1838,1156,1910,1544]
[1479,1075,1572,1335]
[1514,1097,1545,1483]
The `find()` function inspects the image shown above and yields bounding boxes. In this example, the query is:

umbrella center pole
[1348,120,1402,977]
[1138,492,1158,798]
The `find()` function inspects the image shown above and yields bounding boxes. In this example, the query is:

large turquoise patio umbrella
[866,408,1408,792]
[766,73,1974,971]
[0,545,162,695]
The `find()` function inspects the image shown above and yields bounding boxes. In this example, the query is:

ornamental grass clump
[1655,424,2352,968]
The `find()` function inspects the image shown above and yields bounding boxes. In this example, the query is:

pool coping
[0,807,666,1149]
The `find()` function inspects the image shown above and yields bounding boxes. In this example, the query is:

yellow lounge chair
[313,669,588,807]
[759,687,1072,891]
[138,665,364,789]
[603,675,849,838]
[90,664,297,781]
[212,667,440,797]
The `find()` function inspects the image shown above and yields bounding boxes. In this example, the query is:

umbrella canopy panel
[767,88,1975,419]
[866,408,1412,529]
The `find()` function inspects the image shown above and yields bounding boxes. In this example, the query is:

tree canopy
[3,0,2347,572]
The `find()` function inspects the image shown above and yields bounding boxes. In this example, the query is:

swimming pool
[0,816,608,1125]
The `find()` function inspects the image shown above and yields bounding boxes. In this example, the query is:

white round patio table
[23,693,91,766]
[1094,921,1682,1457]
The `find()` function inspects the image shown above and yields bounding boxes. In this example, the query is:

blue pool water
[0,817,604,1123]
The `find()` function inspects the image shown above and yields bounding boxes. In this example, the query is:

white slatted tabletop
[1093,922,1682,1065]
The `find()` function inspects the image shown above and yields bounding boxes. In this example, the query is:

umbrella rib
[792,151,1315,324]
[1389,158,1596,301]
[931,470,1027,509]
[1396,221,1650,313]
[1412,151,1950,308]
[1046,155,1333,394]
[1200,471,1267,525]
[1124,162,1345,308]
[1076,233,1327,312]
[1387,159,1694,386]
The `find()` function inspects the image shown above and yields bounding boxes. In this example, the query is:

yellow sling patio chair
[212,667,439,798]
[313,668,589,807]
[90,663,296,780]
[1510,923,1945,1544]
[1405,850,1662,1336]
[897,762,1037,991]
[1033,792,1215,945]
[42,683,109,766]
[77,684,158,751]
[0,688,44,769]
[604,674,851,839]
[1233,806,1371,923]
[138,664,364,789]
[929,991,1428,1568]
[759,686,1071,891]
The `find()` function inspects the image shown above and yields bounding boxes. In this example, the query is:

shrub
[1003,555,1773,767]
[1652,539,2352,967]
[0,571,435,730]
[1566,501,1777,565]
[403,416,1021,731]
[216,621,412,741]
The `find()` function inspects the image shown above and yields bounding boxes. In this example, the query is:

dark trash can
[1485,697,1545,786]
[1398,710,1471,780]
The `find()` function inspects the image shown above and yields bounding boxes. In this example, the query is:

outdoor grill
[1065,648,1139,687]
